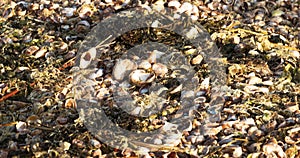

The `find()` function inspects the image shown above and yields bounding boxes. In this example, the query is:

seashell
[244,85,269,94]
[179,2,193,14]
[129,70,155,86]
[15,66,30,73]
[153,138,163,145]
[248,50,259,56]
[272,9,284,17]
[201,123,222,136]
[64,98,76,108]
[138,60,151,70]
[232,147,243,157]
[148,50,165,64]
[194,96,206,104]
[186,27,199,39]
[93,149,102,157]
[29,3,39,11]
[285,136,296,144]
[169,84,182,94]
[34,47,48,59]
[130,106,142,116]
[30,129,42,136]
[26,115,41,125]
[56,41,68,53]
[90,139,101,148]
[200,78,210,89]
[61,7,76,17]
[78,4,93,19]
[113,59,137,81]
[56,116,68,125]
[290,51,299,59]
[8,141,18,150]
[262,139,286,158]
[168,1,181,10]
[72,139,85,148]
[284,102,298,113]
[139,88,149,94]
[76,20,91,33]
[191,14,199,21]
[23,46,39,55]
[152,63,168,77]
[248,76,262,85]
[79,47,97,69]
[22,34,32,43]
[64,50,76,60]
[59,142,71,151]
[77,20,91,28]
[16,121,29,134]
[287,127,300,134]
[191,54,203,65]
[152,0,165,12]
[207,2,220,10]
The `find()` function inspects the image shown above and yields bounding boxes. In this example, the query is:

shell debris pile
[0,0,299,157]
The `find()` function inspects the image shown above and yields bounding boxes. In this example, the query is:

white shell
[152,63,168,77]
[79,47,97,69]
[113,59,137,81]
[129,70,155,86]
[138,60,152,70]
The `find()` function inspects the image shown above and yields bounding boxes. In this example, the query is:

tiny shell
[79,47,97,69]
[148,50,165,64]
[129,70,155,86]
[138,60,151,70]
[16,121,28,133]
[78,4,93,19]
[60,142,71,151]
[113,59,137,81]
[62,7,76,17]
[72,139,85,148]
[56,116,68,125]
[168,1,181,10]
[152,63,168,77]
[186,27,199,39]
[34,47,47,58]
[93,149,102,157]
[8,141,18,150]
[262,140,286,158]
[248,76,262,85]
[232,147,243,157]
[90,139,101,148]
[191,54,203,65]
[130,106,142,116]
[64,98,76,108]
[24,45,37,54]
[178,2,193,14]
[26,115,41,125]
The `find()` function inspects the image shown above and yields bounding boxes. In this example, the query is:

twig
[0,82,35,103]
[0,121,17,128]
[28,125,55,131]
[58,57,76,71]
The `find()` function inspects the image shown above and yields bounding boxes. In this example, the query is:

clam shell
[129,70,155,86]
